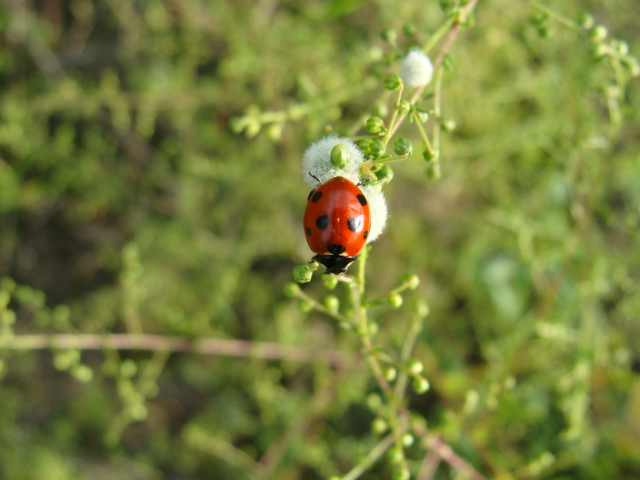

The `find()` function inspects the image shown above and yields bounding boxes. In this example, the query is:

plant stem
[352,249,408,476]
[0,333,355,367]
[341,433,396,480]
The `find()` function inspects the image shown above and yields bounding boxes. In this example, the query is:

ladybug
[303,175,371,275]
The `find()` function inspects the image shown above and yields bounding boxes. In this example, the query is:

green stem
[352,249,408,476]
[341,433,396,480]
[382,85,405,151]
[529,1,582,31]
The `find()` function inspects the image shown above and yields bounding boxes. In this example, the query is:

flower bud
[293,265,314,283]
[403,24,417,36]
[299,299,313,313]
[388,293,403,308]
[590,25,608,42]
[422,148,438,162]
[402,274,420,290]
[284,282,301,298]
[426,163,441,180]
[365,116,386,134]
[384,75,403,91]
[323,294,339,313]
[407,359,424,375]
[440,117,457,132]
[578,13,594,30]
[330,143,351,168]
[397,99,411,115]
[384,367,397,381]
[372,417,388,435]
[380,28,397,44]
[394,137,413,156]
[412,375,430,394]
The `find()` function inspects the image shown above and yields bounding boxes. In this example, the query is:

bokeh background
[1,0,639,478]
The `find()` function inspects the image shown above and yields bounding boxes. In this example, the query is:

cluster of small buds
[302,136,388,242]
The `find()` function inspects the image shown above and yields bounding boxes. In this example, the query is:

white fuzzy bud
[302,136,364,187]
[360,185,388,243]
[400,50,433,88]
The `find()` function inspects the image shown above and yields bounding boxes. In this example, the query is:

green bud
[407,359,424,375]
[367,393,383,410]
[330,143,351,168]
[394,137,413,156]
[625,57,640,77]
[392,468,410,480]
[590,43,607,59]
[369,139,384,157]
[293,264,314,283]
[120,359,137,378]
[299,299,313,313]
[385,367,397,382]
[440,117,457,132]
[388,293,403,308]
[284,282,301,298]
[426,163,441,180]
[422,148,438,162]
[402,274,420,290]
[54,350,80,371]
[413,298,430,317]
[71,364,94,383]
[380,28,397,44]
[373,164,394,186]
[403,23,417,37]
[384,75,403,91]
[613,40,629,56]
[323,294,339,313]
[323,275,339,290]
[365,116,386,134]
[267,123,283,141]
[397,99,411,115]
[414,107,429,123]
[371,417,388,435]
[412,375,430,394]
[388,447,403,465]
[578,13,595,30]
[339,321,353,331]
[402,433,414,447]
[590,25,608,42]
[358,138,372,155]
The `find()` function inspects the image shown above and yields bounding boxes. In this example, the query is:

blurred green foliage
[1,0,639,478]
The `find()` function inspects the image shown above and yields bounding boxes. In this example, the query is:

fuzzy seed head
[400,50,434,88]
[302,136,365,187]
[360,185,388,243]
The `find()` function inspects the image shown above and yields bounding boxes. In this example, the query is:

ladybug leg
[308,172,321,183]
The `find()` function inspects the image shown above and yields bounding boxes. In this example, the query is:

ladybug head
[312,254,357,275]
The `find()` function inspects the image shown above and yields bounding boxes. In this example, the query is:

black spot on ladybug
[348,215,365,233]
[363,230,369,240]
[356,194,367,206]
[328,244,346,255]
[310,190,323,203]
[316,215,329,230]
[305,227,312,236]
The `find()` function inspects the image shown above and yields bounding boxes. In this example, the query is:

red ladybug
[303,175,371,275]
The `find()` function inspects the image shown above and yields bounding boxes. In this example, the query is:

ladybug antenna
[308,172,321,183]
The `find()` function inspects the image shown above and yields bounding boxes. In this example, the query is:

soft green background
[1,0,639,479]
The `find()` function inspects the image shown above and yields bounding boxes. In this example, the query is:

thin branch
[387,0,480,140]
[0,334,357,367]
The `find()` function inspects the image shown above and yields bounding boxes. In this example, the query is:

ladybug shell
[303,176,371,258]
